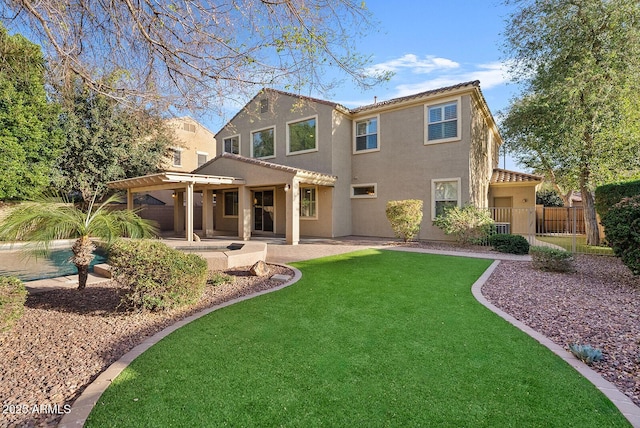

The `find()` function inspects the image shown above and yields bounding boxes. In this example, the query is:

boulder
[249,260,270,277]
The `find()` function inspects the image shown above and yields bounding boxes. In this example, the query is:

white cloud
[367,54,460,75]
[393,61,511,97]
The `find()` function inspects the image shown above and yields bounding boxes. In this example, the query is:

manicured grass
[86,250,628,427]
[536,235,614,255]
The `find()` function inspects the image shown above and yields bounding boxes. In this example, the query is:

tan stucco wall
[349,95,475,240]
[489,184,538,235]
[162,117,216,172]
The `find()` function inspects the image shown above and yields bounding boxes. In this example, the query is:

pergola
[108,172,245,242]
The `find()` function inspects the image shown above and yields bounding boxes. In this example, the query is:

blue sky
[199,0,523,170]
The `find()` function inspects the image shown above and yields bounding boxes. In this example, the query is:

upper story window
[287,117,317,155]
[223,135,240,154]
[197,152,208,168]
[300,186,317,219]
[260,99,269,113]
[182,122,196,133]
[432,178,461,219]
[172,148,182,167]
[427,100,460,144]
[251,127,275,159]
[354,117,378,152]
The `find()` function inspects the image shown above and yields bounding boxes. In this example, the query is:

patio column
[202,188,214,238]
[285,178,300,245]
[185,182,194,242]
[174,191,185,235]
[126,189,134,210]
[237,185,252,241]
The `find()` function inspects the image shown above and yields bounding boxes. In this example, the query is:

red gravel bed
[482,255,640,407]
[0,264,293,428]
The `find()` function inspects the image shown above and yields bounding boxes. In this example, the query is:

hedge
[488,234,530,255]
[0,276,27,332]
[109,239,208,311]
[385,200,424,242]
[601,195,640,275]
[595,179,640,218]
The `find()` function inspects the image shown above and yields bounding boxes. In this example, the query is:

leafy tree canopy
[500,0,640,245]
[1,1,389,111]
[0,23,61,200]
[56,82,175,200]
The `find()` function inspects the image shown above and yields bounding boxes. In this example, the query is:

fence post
[571,207,577,253]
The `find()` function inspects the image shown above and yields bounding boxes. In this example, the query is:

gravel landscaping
[1,246,639,427]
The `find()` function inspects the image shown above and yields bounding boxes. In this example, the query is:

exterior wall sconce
[284,184,291,192]
[522,198,528,203]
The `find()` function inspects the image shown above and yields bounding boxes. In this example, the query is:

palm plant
[0,194,157,289]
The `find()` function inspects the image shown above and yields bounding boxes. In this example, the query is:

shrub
[595,179,640,218]
[536,189,565,207]
[208,271,235,286]
[0,276,27,332]
[432,205,494,245]
[569,343,603,365]
[488,234,530,255]
[601,195,640,275]
[385,200,423,242]
[109,240,208,311]
[530,246,575,272]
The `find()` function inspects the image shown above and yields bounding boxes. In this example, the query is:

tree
[0,194,157,289]
[501,0,640,245]
[56,82,175,200]
[1,1,389,111]
[0,24,61,200]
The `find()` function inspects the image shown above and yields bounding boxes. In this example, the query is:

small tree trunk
[76,264,89,290]
[581,187,601,246]
[72,236,95,290]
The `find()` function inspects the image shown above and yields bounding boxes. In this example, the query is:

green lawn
[86,250,628,427]
[535,235,614,255]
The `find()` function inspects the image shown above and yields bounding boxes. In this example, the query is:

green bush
[530,246,575,272]
[488,234,530,255]
[601,195,640,275]
[595,179,640,218]
[109,240,208,311]
[0,276,27,332]
[385,200,424,242]
[432,205,494,245]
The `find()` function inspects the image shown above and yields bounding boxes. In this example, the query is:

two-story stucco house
[110,81,541,244]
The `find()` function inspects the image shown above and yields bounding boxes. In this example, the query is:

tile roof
[491,168,543,184]
[350,80,481,114]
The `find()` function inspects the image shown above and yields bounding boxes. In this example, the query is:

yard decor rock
[250,260,270,277]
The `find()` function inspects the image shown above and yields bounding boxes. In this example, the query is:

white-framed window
[426,98,460,144]
[432,178,461,219]
[287,116,318,155]
[197,151,208,168]
[350,183,377,199]
[172,148,183,167]
[354,116,379,153]
[251,127,275,159]
[223,191,238,217]
[223,135,240,154]
[300,186,317,219]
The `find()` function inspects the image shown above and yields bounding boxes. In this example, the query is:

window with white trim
[300,186,317,219]
[287,117,317,154]
[432,178,461,218]
[223,191,238,217]
[172,149,182,167]
[252,128,275,158]
[351,184,377,198]
[197,152,208,168]
[223,136,240,154]
[354,117,378,152]
[427,101,459,143]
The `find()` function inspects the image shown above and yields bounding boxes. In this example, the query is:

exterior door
[253,190,274,232]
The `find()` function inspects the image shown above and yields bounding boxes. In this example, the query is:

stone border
[57,264,302,428]
[472,261,640,428]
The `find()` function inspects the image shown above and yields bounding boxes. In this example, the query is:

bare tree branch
[2,0,389,111]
